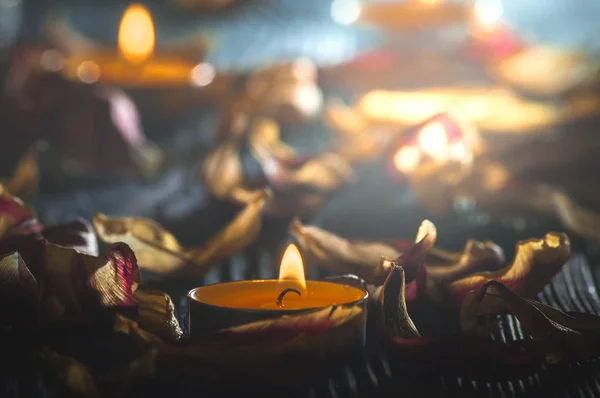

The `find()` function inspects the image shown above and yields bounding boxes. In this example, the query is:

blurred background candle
[49,3,216,87]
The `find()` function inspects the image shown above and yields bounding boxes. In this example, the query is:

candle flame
[118,4,155,64]
[417,121,449,163]
[278,244,307,291]
[393,145,421,174]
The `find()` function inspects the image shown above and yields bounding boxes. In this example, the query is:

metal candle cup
[188,279,368,338]
[187,244,368,340]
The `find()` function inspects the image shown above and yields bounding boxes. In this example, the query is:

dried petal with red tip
[432,233,570,305]
[461,281,600,363]
[0,185,39,238]
[375,262,540,376]
[41,242,140,321]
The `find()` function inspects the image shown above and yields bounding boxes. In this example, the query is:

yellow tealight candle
[188,244,368,337]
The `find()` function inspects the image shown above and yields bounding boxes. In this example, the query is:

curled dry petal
[0,184,38,238]
[290,219,401,278]
[41,242,140,321]
[425,240,505,283]
[2,147,39,199]
[377,263,540,376]
[40,350,100,398]
[248,118,297,164]
[162,305,365,379]
[199,138,247,203]
[134,289,183,342]
[541,186,600,243]
[290,219,437,284]
[41,218,99,256]
[460,281,600,363]
[429,233,570,305]
[379,265,420,339]
[0,252,40,325]
[94,189,269,277]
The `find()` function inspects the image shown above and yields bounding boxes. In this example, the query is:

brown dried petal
[134,289,183,342]
[248,118,297,164]
[430,233,570,305]
[41,218,99,256]
[460,281,600,363]
[0,184,38,239]
[425,239,505,283]
[290,219,401,278]
[255,149,355,193]
[94,189,269,277]
[41,242,140,321]
[379,265,420,339]
[199,138,246,202]
[40,350,100,397]
[0,252,40,325]
[2,147,39,199]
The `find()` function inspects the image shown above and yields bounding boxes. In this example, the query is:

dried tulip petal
[376,262,540,375]
[0,185,38,238]
[134,289,183,342]
[2,147,39,199]
[41,218,98,256]
[41,242,140,321]
[290,219,401,278]
[94,189,269,277]
[425,239,505,283]
[379,265,420,339]
[254,148,355,193]
[199,138,247,202]
[460,281,600,363]
[40,350,100,397]
[432,233,570,305]
[248,118,297,164]
[0,252,40,325]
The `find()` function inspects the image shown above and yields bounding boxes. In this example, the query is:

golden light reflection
[278,244,307,291]
[417,121,449,162]
[393,145,421,174]
[118,4,155,64]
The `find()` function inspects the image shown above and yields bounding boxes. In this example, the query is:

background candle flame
[278,244,307,291]
[118,4,155,64]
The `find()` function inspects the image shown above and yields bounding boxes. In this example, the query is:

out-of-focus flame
[278,244,307,291]
[393,145,421,174]
[472,0,503,32]
[417,121,449,162]
[330,0,362,25]
[118,4,155,64]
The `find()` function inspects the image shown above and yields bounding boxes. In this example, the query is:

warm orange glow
[393,145,421,174]
[118,4,155,64]
[417,121,449,162]
[278,244,307,291]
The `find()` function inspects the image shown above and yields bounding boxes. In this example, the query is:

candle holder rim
[187,279,368,313]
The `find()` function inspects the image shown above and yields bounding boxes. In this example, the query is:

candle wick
[276,288,302,308]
